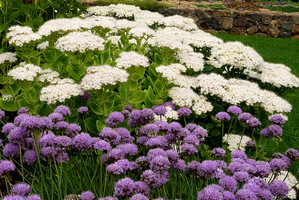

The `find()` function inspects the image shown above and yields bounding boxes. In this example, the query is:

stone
[255,33,270,37]
[230,27,247,35]
[234,18,247,27]
[212,10,223,18]
[268,19,281,38]
[281,23,293,31]
[292,35,299,40]
[247,25,258,35]
[208,17,221,30]
[199,21,210,30]
[279,32,291,38]
[194,9,209,20]
[262,14,272,25]
[167,8,179,15]
[221,17,233,30]
[251,14,261,22]
[291,24,299,35]
[222,10,231,17]
[260,26,268,33]
[293,15,299,24]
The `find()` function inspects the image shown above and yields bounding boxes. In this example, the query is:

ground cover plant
[0,2,299,200]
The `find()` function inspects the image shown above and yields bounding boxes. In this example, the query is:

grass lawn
[214,33,299,177]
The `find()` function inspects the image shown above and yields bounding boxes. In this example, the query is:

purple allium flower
[233,171,250,183]
[238,113,252,123]
[18,107,29,114]
[66,124,81,136]
[98,197,117,200]
[55,121,69,130]
[54,136,72,147]
[168,122,182,134]
[268,124,283,137]
[212,148,226,159]
[38,132,56,147]
[185,123,198,131]
[54,105,71,116]
[100,127,121,145]
[191,127,208,139]
[270,158,288,172]
[141,108,154,122]
[246,140,256,148]
[0,160,15,175]
[40,147,55,159]
[197,184,223,200]
[199,160,218,176]
[153,105,167,115]
[227,105,242,116]
[219,176,238,192]
[187,161,201,175]
[216,112,231,121]
[146,148,167,162]
[116,127,134,143]
[78,106,88,114]
[231,150,247,160]
[256,161,271,178]
[129,161,139,171]
[141,170,157,186]
[152,171,169,188]
[243,182,260,194]
[134,181,150,196]
[260,128,271,137]
[129,194,149,200]
[12,183,31,196]
[249,177,269,190]
[163,102,176,110]
[116,159,132,171]
[14,113,29,126]
[106,112,125,127]
[26,194,42,200]
[164,133,175,144]
[3,195,25,200]
[285,148,299,162]
[122,109,130,118]
[41,117,54,129]
[177,107,192,117]
[223,191,235,200]
[72,133,94,151]
[246,117,261,128]
[228,161,243,174]
[216,160,228,170]
[108,148,124,160]
[2,123,16,135]
[154,121,169,132]
[7,127,26,142]
[146,136,167,148]
[136,156,148,166]
[256,189,273,200]
[181,144,198,155]
[117,143,138,156]
[137,136,149,145]
[48,113,64,122]
[183,135,199,146]
[55,151,69,163]
[20,116,44,130]
[166,150,179,162]
[3,143,20,157]
[173,159,186,172]
[107,163,125,175]
[150,155,171,172]
[236,188,258,200]
[269,114,285,126]
[269,180,289,198]
[22,150,37,165]
[81,91,92,101]
[124,105,134,112]
[114,178,136,197]
[155,198,164,200]
[0,109,5,120]
[138,124,160,137]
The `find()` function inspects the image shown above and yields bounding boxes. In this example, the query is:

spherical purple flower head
[81,91,92,101]
[124,104,134,112]
[55,121,69,130]
[3,143,20,157]
[14,113,30,126]
[141,170,157,186]
[140,108,154,123]
[173,159,186,172]
[231,158,245,164]
[129,161,139,171]
[238,113,252,124]
[17,107,29,115]
[223,191,235,200]
[185,123,199,132]
[246,140,256,148]
[199,160,218,176]
[150,155,171,172]
[228,161,243,174]
[146,148,167,162]
[249,177,269,190]
[210,168,225,179]
[2,123,16,135]
[219,176,238,192]
[168,122,182,134]
[166,149,179,162]
[79,191,95,200]
[176,128,190,140]
[231,150,247,160]
[3,195,25,200]
[53,105,71,117]
[154,121,169,132]
[116,127,134,143]
[233,171,250,183]
[117,143,138,156]
[285,148,299,162]
[41,117,54,129]
[12,183,31,196]
[163,102,176,110]
[181,144,198,155]
[129,194,149,200]
[20,116,45,130]
[100,127,121,145]
[54,136,72,147]
[55,151,69,163]
[22,150,37,165]
[145,136,167,149]
[107,162,125,175]
[183,134,199,146]
[256,189,273,200]
[260,128,271,138]
[256,161,271,178]
[128,110,142,127]
[152,171,169,188]
[137,136,149,145]
[164,133,175,144]
[246,117,261,128]
[153,105,167,115]
[187,161,201,175]
[38,132,56,147]
[227,105,242,116]
[72,133,94,151]
[216,112,231,121]
[0,109,5,120]
[40,147,55,159]
[270,158,288,172]
[268,124,283,137]
[26,194,42,200]
[136,156,148,167]
[242,163,257,175]
[105,112,125,127]
[155,198,165,200]
[138,124,160,137]
[191,127,208,140]
[0,160,15,175]
[197,184,224,200]
[48,113,64,123]
[177,107,192,117]
[66,124,81,136]
[243,182,260,195]
[269,114,285,126]
[114,177,136,197]
[212,148,226,159]
[216,160,228,170]
[236,188,258,200]
[108,148,124,160]
[7,127,27,142]
[270,180,289,198]
[78,106,88,115]
[134,181,150,196]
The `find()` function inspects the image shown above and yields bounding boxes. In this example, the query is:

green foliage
[263,5,299,12]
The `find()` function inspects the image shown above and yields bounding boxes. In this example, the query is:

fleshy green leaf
[128,91,145,104]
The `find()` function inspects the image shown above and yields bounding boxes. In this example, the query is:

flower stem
[254,137,270,159]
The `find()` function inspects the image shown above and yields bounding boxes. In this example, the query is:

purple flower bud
[215,112,231,121]
[256,161,271,178]
[116,128,134,143]
[219,176,238,192]
[18,107,29,114]
[236,189,258,200]
[0,110,5,120]
[183,135,199,146]
[80,191,95,200]
[246,117,261,128]
[141,108,154,123]
[2,123,16,135]
[238,113,252,123]
[81,91,92,101]
[129,194,149,200]
[268,124,283,137]
[54,136,72,147]
[100,127,121,145]
[153,105,167,115]
[106,112,125,127]
[26,194,42,200]
[48,113,64,122]
[285,148,299,162]
[78,106,88,114]
[166,149,179,162]
[114,178,135,197]
[227,105,242,116]
[233,171,250,183]
[223,191,235,200]
[187,161,201,175]
[172,159,186,172]
[269,114,285,126]
[212,148,226,159]
[246,140,256,148]
[55,121,69,130]
[134,181,150,196]
[55,151,69,163]
[3,143,20,157]
[54,105,71,116]
[108,148,124,160]
[72,133,94,151]
[197,184,224,200]
[185,123,198,131]
[12,183,31,196]
[168,122,182,134]
[270,180,289,198]
[3,195,25,200]
[177,107,192,117]
[145,136,167,148]
[199,160,218,176]
[231,150,247,160]
[66,124,81,136]
[22,150,37,165]
[270,158,288,172]
[117,143,138,156]
[181,144,198,155]
[0,160,15,175]
[150,155,171,172]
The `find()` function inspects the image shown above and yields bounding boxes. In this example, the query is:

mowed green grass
[214,33,299,178]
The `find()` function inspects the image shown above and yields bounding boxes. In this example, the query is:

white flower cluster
[165,106,179,120]
[161,15,198,31]
[40,79,83,104]
[0,52,17,65]
[134,10,164,26]
[265,171,299,199]
[80,65,129,90]
[55,31,105,53]
[116,51,149,69]
[208,42,264,70]
[37,41,49,50]
[109,4,141,19]
[7,25,42,47]
[223,134,252,152]
[128,26,155,38]
[37,69,60,83]
[184,30,223,48]
[176,52,204,72]
[7,63,42,81]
